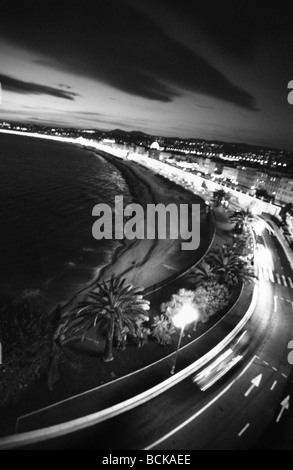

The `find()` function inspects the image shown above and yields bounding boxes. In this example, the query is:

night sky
[1,0,293,150]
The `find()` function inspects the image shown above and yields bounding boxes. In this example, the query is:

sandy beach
[88,151,214,293]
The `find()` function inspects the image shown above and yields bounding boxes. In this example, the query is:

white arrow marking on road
[274,296,277,313]
[238,423,250,437]
[276,395,290,423]
[244,374,263,397]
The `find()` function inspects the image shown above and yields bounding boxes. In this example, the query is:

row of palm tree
[187,243,255,288]
[50,210,256,375]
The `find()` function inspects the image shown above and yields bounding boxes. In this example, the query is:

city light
[172,303,198,330]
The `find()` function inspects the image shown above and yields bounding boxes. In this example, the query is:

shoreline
[0,130,210,305]
[0,131,217,436]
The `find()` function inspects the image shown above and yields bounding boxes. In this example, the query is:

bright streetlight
[170,304,198,375]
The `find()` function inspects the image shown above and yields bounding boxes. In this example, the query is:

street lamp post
[170,304,198,375]
[170,324,185,375]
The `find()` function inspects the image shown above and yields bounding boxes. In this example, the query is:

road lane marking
[274,296,277,313]
[288,277,293,289]
[238,423,250,437]
[271,380,277,391]
[144,355,257,450]
[282,373,288,379]
[276,273,281,285]
[272,367,278,372]
[282,275,288,287]
[263,361,269,366]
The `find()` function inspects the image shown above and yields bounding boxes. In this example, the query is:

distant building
[236,167,257,189]
[135,145,146,155]
[197,158,217,175]
[255,171,268,189]
[102,138,115,146]
[222,166,239,181]
[236,167,267,190]
[148,141,163,159]
[276,178,293,204]
[265,175,282,196]
[150,141,161,150]
[159,151,172,161]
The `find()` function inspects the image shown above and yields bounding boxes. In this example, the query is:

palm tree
[186,261,217,285]
[230,209,255,232]
[208,245,254,287]
[54,276,150,363]
[213,189,231,207]
[233,232,253,258]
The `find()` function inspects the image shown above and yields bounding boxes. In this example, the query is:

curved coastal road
[143,226,293,450]
[2,226,293,450]
[63,226,293,450]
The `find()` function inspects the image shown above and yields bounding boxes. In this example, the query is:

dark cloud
[135,0,293,60]
[0,74,79,100]
[0,1,256,110]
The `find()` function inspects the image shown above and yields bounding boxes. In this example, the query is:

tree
[160,283,230,329]
[54,276,150,364]
[186,261,217,286]
[233,232,253,258]
[161,288,198,324]
[0,297,53,405]
[208,245,255,287]
[255,188,269,200]
[230,209,255,232]
[193,279,230,320]
[279,203,293,220]
[151,314,175,346]
[213,189,231,207]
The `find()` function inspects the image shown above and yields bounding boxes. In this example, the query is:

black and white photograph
[1,0,293,452]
